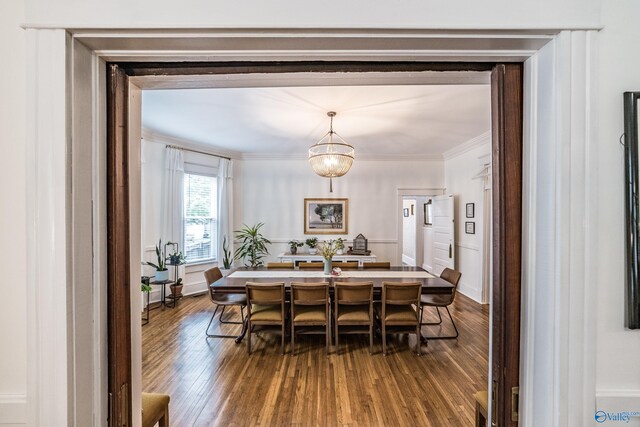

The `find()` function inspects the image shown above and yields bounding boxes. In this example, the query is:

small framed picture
[465,221,475,234]
[423,200,433,225]
[466,203,475,218]
[403,208,409,217]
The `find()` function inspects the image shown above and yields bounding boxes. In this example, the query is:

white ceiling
[141,83,491,159]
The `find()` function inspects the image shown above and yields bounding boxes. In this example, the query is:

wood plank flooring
[142,293,489,426]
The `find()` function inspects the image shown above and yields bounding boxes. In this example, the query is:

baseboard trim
[147,281,208,304]
[457,280,484,303]
[0,394,26,424]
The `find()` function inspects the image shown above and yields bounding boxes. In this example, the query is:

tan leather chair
[331,261,359,269]
[246,282,287,354]
[298,262,323,269]
[333,281,374,354]
[141,392,169,427]
[266,262,294,269]
[290,282,330,354]
[420,268,462,339]
[204,267,247,339]
[376,282,422,355]
[362,262,391,269]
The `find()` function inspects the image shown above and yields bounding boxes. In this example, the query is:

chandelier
[308,111,355,192]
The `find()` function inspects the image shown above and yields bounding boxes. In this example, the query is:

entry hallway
[142,293,488,426]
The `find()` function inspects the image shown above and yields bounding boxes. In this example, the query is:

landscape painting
[304,198,348,234]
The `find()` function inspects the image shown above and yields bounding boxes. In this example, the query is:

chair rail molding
[23,27,598,427]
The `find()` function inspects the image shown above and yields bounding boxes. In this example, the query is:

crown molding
[141,128,241,159]
[442,131,491,161]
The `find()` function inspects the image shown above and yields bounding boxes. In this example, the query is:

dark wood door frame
[106,61,522,427]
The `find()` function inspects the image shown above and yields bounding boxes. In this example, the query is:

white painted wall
[595,0,640,414]
[234,159,444,264]
[24,0,600,29]
[444,142,491,303]
[140,138,220,302]
[0,1,27,424]
[402,199,417,265]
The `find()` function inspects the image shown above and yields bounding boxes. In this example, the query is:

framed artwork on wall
[304,198,348,234]
[424,200,433,225]
[466,203,475,218]
[403,208,409,217]
[465,221,475,234]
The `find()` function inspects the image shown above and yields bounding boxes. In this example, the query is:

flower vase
[323,259,332,275]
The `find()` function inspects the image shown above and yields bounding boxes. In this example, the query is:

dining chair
[246,282,287,354]
[362,262,391,269]
[420,267,462,339]
[266,262,295,269]
[290,282,330,355]
[376,281,422,355]
[204,267,247,339]
[331,261,359,269]
[298,262,324,269]
[333,281,374,354]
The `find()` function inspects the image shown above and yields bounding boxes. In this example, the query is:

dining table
[210,266,454,343]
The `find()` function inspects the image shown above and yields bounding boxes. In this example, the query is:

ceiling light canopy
[308,111,355,192]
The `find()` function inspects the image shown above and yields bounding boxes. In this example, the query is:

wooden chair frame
[379,282,423,356]
[246,282,287,354]
[362,262,391,269]
[333,282,374,354]
[266,262,295,269]
[290,282,330,355]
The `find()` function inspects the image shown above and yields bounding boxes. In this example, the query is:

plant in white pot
[335,238,346,255]
[306,237,319,255]
[142,239,169,281]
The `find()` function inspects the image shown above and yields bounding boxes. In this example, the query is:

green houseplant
[288,239,304,255]
[234,223,271,268]
[222,235,234,270]
[335,238,346,255]
[142,239,169,281]
[305,237,319,255]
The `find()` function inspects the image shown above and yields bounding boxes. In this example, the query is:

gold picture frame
[304,198,348,234]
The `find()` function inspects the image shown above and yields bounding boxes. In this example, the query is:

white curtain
[217,158,234,266]
[162,147,185,251]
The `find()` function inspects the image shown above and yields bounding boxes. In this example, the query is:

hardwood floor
[142,293,489,426]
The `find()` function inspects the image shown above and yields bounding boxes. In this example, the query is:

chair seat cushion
[336,305,370,322]
[376,304,418,322]
[421,294,452,306]
[141,392,169,427]
[212,293,247,305]
[293,305,327,322]
[250,304,283,322]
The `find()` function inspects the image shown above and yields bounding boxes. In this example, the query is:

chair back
[332,261,359,269]
[291,282,329,306]
[246,282,285,306]
[362,262,391,269]
[204,267,224,303]
[381,282,422,306]
[267,262,294,269]
[440,268,462,300]
[335,282,373,305]
[298,262,323,269]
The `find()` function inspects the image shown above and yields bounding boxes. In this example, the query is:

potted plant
[142,239,169,281]
[234,223,271,268]
[166,242,185,266]
[169,277,183,299]
[335,238,346,255]
[306,237,319,255]
[288,239,304,255]
[221,235,234,276]
[319,240,337,274]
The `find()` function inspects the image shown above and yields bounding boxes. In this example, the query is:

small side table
[148,279,174,310]
[142,288,150,325]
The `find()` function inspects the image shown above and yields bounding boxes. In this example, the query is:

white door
[431,194,455,275]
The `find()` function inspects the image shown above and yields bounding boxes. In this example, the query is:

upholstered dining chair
[246,282,287,354]
[204,267,247,339]
[376,281,422,355]
[266,262,294,269]
[362,262,391,269]
[420,267,462,340]
[333,281,374,354]
[298,262,324,269]
[331,261,359,269]
[290,282,330,355]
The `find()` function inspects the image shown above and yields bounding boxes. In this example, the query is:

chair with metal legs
[204,267,247,339]
[420,268,462,339]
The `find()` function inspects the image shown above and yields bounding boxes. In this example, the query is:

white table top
[228,270,435,279]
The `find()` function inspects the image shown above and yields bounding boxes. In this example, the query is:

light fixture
[308,111,355,192]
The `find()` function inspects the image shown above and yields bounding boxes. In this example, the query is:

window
[183,173,217,263]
